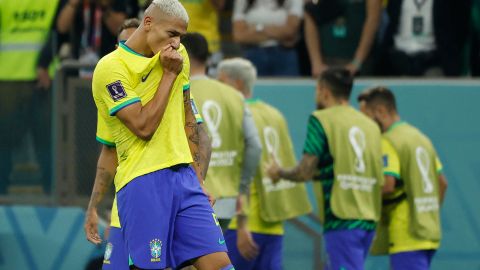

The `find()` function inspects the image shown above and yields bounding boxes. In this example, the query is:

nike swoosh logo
[141,68,153,82]
[218,238,225,245]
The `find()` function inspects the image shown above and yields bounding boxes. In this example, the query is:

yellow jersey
[383,137,443,253]
[181,0,220,53]
[92,42,192,192]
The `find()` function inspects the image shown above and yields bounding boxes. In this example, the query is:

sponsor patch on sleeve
[383,155,388,167]
[106,80,127,101]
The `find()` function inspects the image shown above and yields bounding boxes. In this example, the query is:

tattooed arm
[84,145,118,244]
[267,153,319,183]
[184,89,212,183]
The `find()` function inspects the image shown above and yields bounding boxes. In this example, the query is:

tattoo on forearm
[184,91,207,181]
[89,166,114,208]
[279,155,318,182]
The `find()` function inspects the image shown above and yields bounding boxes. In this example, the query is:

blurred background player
[267,68,383,270]
[91,1,232,269]
[358,87,448,270]
[217,57,312,270]
[85,18,212,270]
[182,32,262,235]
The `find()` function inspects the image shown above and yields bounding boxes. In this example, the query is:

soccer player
[217,57,312,269]
[267,68,384,270]
[91,1,233,269]
[84,18,211,270]
[357,87,448,270]
[85,17,209,268]
[181,34,262,248]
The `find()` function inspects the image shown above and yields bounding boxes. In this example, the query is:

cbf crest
[103,242,113,264]
[150,239,162,262]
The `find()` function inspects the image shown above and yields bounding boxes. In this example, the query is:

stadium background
[0,77,479,269]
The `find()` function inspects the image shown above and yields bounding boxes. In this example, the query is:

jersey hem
[389,243,440,254]
[115,157,194,192]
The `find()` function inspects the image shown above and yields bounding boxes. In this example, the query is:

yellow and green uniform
[95,82,204,229]
[384,121,443,254]
[228,99,311,235]
[190,77,245,199]
[304,106,383,232]
[0,0,60,81]
[180,0,220,53]
[92,41,192,192]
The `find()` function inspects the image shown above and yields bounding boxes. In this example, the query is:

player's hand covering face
[160,45,183,75]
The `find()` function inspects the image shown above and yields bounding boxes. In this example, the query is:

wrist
[86,206,98,213]
[163,71,178,80]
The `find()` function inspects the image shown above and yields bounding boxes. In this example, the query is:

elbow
[137,130,153,141]
[135,125,155,141]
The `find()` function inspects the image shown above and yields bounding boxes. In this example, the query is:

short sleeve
[232,0,248,21]
[96,112,115,147]
[435,156,443,173]
[189,93,203,124]
[92,60,141,116]
[381,138,400,178]
[303,115,327,158]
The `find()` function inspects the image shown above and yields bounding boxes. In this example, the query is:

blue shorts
[390,249,436,270]
[102,227,129,270]
[224,229,283,270]
[117,165,227,269]
[324,229,375,270]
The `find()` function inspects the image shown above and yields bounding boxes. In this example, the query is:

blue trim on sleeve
[109,98,141,116]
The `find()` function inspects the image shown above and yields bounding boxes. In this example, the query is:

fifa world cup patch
[106,80,127,101]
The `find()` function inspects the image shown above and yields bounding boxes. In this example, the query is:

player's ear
[144,16,152,32]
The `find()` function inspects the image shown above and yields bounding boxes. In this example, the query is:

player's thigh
[193,251,232,270]
[116,170,177,269]
[390,250,435,270]
[173,166,228,267]
[324,229,366,270]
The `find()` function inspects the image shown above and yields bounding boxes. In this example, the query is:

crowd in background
[0,0,479,196]
[30,0,480,82]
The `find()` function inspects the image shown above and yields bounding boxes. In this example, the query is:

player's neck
[125,32,154,57]
[382,114,401,132]
[190,62,207,77]
[326,98,349,108]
